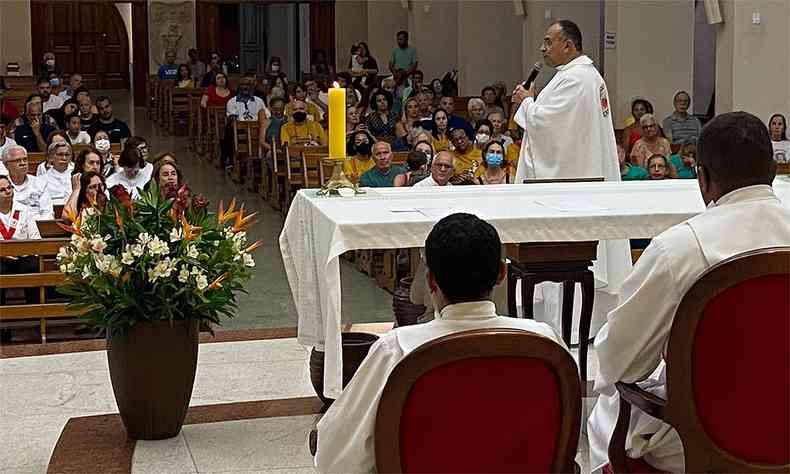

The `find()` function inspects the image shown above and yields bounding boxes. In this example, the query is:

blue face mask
[485,152,504,167]
[50,78,60,87]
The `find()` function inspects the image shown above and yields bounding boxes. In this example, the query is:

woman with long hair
[365,89,398,142]
[201,72,232,108]
[430,108,451,152]
[769,113,789,163]
[75,171,107,214]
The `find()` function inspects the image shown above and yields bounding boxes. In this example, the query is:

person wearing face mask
[475,141,510,185]
[265,56,288,86]
[280,100,326,146]
[473,120,493,150]
[37,77,64,113]
[285,83,321,122]
[343,130,376,184]
[93,131,116,176]
[37,52,62,80]
[106,146,153,199]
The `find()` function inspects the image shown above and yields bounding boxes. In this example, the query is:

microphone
[522,62,543,89]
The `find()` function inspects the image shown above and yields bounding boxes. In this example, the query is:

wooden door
[31,1,130,89]
[239,3,267,75]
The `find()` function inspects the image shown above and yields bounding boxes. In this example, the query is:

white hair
[467,97,485,111]
[640,113,656,126]
[2,145,27,162]
[47,141,71,156]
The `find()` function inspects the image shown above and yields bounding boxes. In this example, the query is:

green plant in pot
[56,183,262,440]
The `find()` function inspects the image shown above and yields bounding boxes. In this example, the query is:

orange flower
[232,205,258,233]
[217,198,239,225]
[207,272,231,290]
[180,215,202,241]
[114,208,125,233]
[244,240,264,253]
[57,208,82,235]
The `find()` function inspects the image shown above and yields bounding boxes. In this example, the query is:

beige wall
[605,0,695,126]
[0,0,33,76]
[716,0,790,123]
[335,0,368,70]
[366,0,407,71]
[409,0,458,84]
[456,1,524,96]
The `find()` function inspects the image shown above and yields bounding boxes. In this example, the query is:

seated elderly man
[280,100,326,146]
[450,127,482,180]
[413,150,454,187]
[315,213,564,473]
[0,174,42,308]
[43,142,74,205]
[2,146,53,220]
[588,111,790,473]
[358,141,405,188]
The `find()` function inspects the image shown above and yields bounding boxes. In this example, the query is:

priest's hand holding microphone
[512,62,543,105]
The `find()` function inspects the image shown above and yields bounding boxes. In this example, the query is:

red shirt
[205,85,232,108]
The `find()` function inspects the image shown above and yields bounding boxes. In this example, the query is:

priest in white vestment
[314,213,565,473]
[588,112,790,472]
[510,19,632,341]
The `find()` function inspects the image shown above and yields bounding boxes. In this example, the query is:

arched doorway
[31,0,130,89]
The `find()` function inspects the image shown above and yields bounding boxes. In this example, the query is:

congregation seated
[358,141,404,188]
[264,56,288,87]
[2,145,53,220]
[78,93,98,131]
[200,51,225,88]
[64,148,104,218]
[587,111,790,473]
[43,141,74,206]
[124,136,151,163]
[438,95,473,138]
[668,138,697,178]
[415,91,434,123]
[175,64,194,89]
[64,113,90,145]
[285,83,322,122]
[48,98,78,131]
[618,144,648,181]
[305,80,328,120]
[38,77,64,113]
[413,139,435,163]
[280,100,326,146]
[476,140,510,185]
[72,171,107,217]
[473,119,493,150]
[93,130,116,176]
[150,160,184,198]
[430,108,451,152]
[400,69,424,106]
[769,113,789,163]
[345,104,364,134]
[87,96,131,144]
[106,146,153,199]
[662,90,701,145]
[56,73,81,101]
[259,97,287,156]
[393,150,429,187]
[187,49,206,84]
[622,98,653,156]
[310,49,335,84]
[413,150,454,187]
[158,50,180,81]
[15,101,54,153]
[37,131,68,176]
[394,96,420,148]
[481,85,505,119]
[314,213,563,472]
[365,90,398,142]
[466,97,486,131]
[630,113,671,168]
[646,154,671,180]
[450,127,482,180]
[487,110,513,149]
[0,116,17,174]
[343,130,376,184]
[0,174,42,306]
[200,72,232,109]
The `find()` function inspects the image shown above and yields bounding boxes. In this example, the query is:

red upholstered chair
[374,328,581,473]
[608,247,790,473]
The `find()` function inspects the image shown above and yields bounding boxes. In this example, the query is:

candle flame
[332,81,340,88]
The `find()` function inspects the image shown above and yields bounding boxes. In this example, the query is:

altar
[280,177,790,397]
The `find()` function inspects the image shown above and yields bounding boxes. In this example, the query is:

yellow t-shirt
[280,121,327,145]
[452,148,482,177]
[285,102,322,122]
[506,142,520,173]
[432,136,451,153]
[343,156,376,184]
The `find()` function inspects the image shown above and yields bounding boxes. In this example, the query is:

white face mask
[271,64,280,72]
[476,133,490,144]
[95,139,110,152]
[46,59,55,67]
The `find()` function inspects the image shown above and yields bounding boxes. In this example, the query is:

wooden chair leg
[507,264,518,317]
[579,271,595,396]
[40,318,47,344]
[561,281,575,349]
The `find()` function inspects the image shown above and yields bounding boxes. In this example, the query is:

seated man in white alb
[315,213,564,473]
[587,111,790,473]
[43,141,74,206]
[2,145,54,220]
[412,150,454,187]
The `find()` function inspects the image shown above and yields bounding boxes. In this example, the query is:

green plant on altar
[55,182,263,336]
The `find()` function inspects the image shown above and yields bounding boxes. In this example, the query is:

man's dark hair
[698,111,775,188]
[96,95,111,105]
[555,19,583,51]
[397,30,409,39]
[73,86,90,98]
[37,77,51,86]
[425,213,502,303]
[269,96,285,108]
[406,150,427,171]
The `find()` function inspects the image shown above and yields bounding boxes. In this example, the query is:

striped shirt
[662,114,702,145]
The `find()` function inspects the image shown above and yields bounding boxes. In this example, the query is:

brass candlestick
[317,160,366,196]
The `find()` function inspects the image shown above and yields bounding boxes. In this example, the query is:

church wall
[335,0,368,72]
[408,0,459,85]
[148,0,196,75]
[365,0,408,71]
[0,0,34,76]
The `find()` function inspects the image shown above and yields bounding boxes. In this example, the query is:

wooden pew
[0,238,82,343]
[232,120,260,188]
[777,163,790,175]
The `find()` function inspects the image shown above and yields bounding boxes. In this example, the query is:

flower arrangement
[56,182,263,336]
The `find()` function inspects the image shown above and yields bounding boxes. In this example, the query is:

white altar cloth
[279,177,790,397]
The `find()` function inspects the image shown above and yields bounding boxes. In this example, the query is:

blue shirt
[158,64,179,81]
[669,154,696,179]
[14,122,55,153]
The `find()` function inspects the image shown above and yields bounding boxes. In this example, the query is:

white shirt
[587,185,790,473]
[226,96,270,122]
[42,94,64,113]
[44,164,74,205]
[315,300,564,473]
[105,162,153,200]
[411,174,452,187]
[772,140,790,163]
[10,174,54,221]
[36,161,50,177]
[67,131,91,145]
[0,202,41,240]
[0,137,17,174]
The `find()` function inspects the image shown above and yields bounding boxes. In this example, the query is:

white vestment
[588,185,790,472]
[513,54,632,340]
[314,301,565,474]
